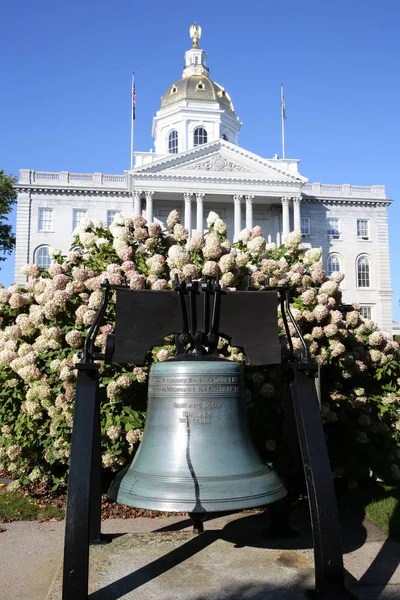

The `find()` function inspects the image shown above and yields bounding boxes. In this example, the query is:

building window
[168,130,178,154]
[107,210,119,226]
[327,218,340,239]
[359,306,372,320]
[221,133,228,141]
[357,219,369,240]
[194,127,208,146]
[327,254,341,275]
[72,209,88,231]
[35,246,51,269]
[38,208,53,231]
[301,217,310,237]
[196,81,205,91]
[357,255,371,288]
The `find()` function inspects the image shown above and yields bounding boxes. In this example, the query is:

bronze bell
[109,357,287,514]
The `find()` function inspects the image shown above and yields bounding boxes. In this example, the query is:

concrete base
[48,512,316,600]
[1,510,400,600]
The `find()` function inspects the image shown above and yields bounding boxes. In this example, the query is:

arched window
[327,254,341,276]
[35,246,51,269]
[168,130,178,154]
[221,133,228,141]
[357,255,371,288]
[194,127,207,146]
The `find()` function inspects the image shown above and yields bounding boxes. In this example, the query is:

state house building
[14,25,393,334]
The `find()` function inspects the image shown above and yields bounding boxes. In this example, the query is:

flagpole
[130,72,135,169]
[281,83,286,159]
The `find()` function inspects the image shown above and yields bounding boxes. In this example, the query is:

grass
[339,484,400,540]
[0,489,65,522]
[364,486,400,538]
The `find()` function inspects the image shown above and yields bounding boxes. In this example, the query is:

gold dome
[161,75,235,113]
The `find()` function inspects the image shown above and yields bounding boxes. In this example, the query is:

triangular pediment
[132,140,307,184]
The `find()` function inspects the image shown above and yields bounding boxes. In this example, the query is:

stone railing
[302,182,386,199]
[18,170,128,189]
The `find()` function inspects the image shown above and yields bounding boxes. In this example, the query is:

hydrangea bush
[0,210,399,493]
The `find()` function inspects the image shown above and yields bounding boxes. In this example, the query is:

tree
[0,171,17,264]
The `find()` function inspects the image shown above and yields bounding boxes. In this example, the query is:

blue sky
[1,0,399,318]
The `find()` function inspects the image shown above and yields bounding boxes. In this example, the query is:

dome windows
[194,127,208,146]
[170,85,178,95]
[168,130,179,154]
[196,81,205,91]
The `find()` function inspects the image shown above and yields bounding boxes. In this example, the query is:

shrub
[0,213,399,492]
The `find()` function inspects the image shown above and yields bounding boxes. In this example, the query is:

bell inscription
[149,374,240,396]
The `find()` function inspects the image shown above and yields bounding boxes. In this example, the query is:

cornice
[132,171,303,187]
[16,186,130,198]
[302,195,392,207]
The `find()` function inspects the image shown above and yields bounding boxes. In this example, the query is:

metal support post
[290,367,348,599]
[62,363,100,600]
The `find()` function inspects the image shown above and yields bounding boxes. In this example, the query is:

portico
[131,138,307,242]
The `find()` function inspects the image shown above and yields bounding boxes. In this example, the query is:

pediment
[133,140,307,184]
[174,154,250,174]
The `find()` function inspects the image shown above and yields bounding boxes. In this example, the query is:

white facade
[14,26,393,334]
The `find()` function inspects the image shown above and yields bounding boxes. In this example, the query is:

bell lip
[112,466,279,483]
[108,486,287,513]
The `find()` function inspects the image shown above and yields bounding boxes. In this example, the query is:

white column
[245,195,254,230]
[133,190,142,217]
[195,192,205,232]
[183,192,193,236]
[233,194,242,240]
[271,205,280,246]
[145,190,154,224]
[281,196,290,241]
[292,196,302,232]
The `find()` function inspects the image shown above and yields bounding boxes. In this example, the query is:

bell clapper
[189,511,206,534]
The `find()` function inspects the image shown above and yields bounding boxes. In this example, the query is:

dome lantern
[152,24,242,154]
[183,23,209,78]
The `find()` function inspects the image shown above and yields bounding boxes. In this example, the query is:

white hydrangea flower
[48,247,62,259]
[284,231,302,250]
[92,218,106,229]
[113,213,125,226]
[303,247,322,266]
[214,218,227,235]
[238,228,251,243]
[95,238,109,248]
[206,211,219,227]
[247,236,266,256]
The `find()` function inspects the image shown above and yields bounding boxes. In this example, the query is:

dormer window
[170,85,177,95]
[196,81,205,91]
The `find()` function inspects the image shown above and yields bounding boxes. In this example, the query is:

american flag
[132,73,136,120]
